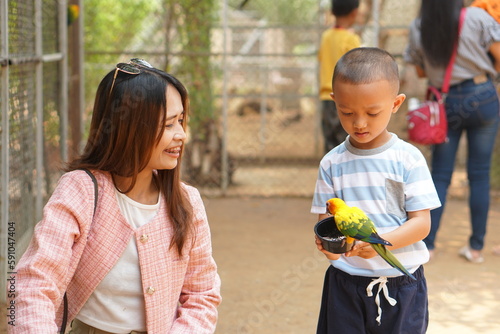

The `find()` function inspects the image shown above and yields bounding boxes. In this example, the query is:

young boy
[311,47,441,334]
[318,0,361,154]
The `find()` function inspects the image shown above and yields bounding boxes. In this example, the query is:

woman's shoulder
[466,6,498,24]
[56,169,111,196]
[180,181,198,193]
[180,182,203,201]
[59,169,94,185]
[467,5,490,17]
[61,169,109,185]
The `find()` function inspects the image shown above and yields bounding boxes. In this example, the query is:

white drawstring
[366,276,397,325]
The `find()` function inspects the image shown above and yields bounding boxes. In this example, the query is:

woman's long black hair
[68,65,193,256]
[420,0,463,67]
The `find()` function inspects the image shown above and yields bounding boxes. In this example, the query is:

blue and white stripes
[311,134,441,277]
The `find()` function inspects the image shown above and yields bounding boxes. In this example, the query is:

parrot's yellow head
[326,198,346,215]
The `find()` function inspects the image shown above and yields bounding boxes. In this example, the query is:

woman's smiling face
[146,85,187,171]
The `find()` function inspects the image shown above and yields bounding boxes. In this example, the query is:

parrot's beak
[326,203,331,215]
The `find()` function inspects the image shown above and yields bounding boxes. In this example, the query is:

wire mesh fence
[1,0,66,302]
[215,22,323,196]
[82,3,327,197]
[5,0,493,304]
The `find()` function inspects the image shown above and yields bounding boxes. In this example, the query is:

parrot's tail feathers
[371,244,417,280]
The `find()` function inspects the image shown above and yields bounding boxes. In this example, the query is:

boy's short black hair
[332,47,400,91]
[331,0,360,17]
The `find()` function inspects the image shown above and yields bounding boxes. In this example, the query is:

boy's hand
[345,241,377,259]
[315,236,341,260]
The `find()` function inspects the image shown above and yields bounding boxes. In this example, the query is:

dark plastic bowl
[314,216,353,254]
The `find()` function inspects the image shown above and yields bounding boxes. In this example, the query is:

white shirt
[76,189,160,333]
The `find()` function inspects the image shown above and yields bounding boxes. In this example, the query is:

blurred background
[1,1,499,331]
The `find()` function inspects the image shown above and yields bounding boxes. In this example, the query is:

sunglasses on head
[108,58,154,97]
[129,58,153,69]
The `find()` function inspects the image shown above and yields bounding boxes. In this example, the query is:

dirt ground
[3,196,499,334]
[206,197,500,334]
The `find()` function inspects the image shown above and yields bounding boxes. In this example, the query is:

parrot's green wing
[334,207,391,246]
[333,203,416,280]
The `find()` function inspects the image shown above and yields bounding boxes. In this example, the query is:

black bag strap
[60,168,98,334]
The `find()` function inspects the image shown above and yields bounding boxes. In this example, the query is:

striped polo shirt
[311,134,441,277]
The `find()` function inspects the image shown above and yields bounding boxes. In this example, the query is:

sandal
[493,245,500,256]
[459,246,484,263]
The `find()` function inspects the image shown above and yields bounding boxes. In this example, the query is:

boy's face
[331,80,405,150]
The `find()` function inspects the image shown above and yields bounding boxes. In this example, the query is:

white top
[76,189,160,333]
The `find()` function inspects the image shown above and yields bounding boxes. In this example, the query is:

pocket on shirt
[385,179,405,218]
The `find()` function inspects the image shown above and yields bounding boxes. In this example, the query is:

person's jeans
[424,78,499,251]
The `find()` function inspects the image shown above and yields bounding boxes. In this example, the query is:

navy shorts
[317,265,428,334]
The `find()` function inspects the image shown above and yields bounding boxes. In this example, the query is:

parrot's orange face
[326,198,345,215]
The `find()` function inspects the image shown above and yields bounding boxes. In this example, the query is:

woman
[8,59,221,333]
[405,0,500,262]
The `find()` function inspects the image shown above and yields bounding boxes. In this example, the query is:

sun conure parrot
[326,198,416,280]
[67,4,79,26]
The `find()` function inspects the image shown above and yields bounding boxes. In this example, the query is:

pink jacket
[8,170,221,333]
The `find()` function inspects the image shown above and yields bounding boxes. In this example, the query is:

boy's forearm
[381,209,431,250]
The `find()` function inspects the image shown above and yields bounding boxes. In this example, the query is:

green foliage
[82,0,217,139]
[85,0,159,53]
[174,0,218,138]
[83,0,161,103]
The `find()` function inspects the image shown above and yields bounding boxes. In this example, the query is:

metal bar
[1,56,42,65]
[77,0,85,152]
[35,0,43,222]
[59,0,69,163]
[212,24,321,29]
[214,93,317,99]
[372,0,380,47]
[0,0,9,304]
[0,53,64,65]
[258,64,269,164]
[315,0,323,158]
[221,0,229,194]
[85,50,317,58]
[42,53,65,62]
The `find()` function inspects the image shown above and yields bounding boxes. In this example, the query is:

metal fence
[213,21,324,197]
[82,5,328,198]
[0,0,68,302]
[82,0,425,198]
[0,0,430,303]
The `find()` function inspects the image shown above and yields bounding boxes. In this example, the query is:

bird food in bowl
[314,216,353,254]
